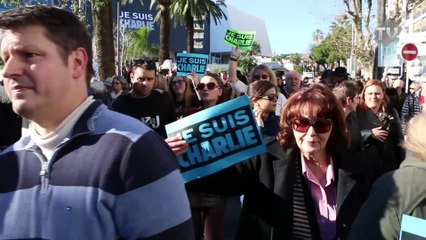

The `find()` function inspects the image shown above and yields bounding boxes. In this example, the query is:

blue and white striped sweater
[0,102,194,239]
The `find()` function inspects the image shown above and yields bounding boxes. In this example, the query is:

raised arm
[228,47,248,94]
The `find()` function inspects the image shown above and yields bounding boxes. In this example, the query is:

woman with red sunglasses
[188,84,373,240]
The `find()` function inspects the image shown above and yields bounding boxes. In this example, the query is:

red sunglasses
[292,117,332,134]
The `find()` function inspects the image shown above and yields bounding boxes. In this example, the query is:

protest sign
[224,28,256,50]
[166,96,266,182]
[399,214,426,239]
[176,53,208,77]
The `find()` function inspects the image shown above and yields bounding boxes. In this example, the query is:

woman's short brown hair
[278,84,349,155]
[358,79,389,112]
[247,80,277,100]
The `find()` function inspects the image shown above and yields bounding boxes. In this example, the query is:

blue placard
[399,214,426,239]
[165,96,266,183]
[176,53,208,77]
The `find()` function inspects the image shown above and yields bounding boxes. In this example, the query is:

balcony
[194,24,204,30]
[194,41,204,49]
[193,32,204,39]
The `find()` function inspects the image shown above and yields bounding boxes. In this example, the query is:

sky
[227,0,348,55]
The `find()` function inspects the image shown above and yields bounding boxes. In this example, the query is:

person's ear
[71,47,88,81]
[218,88,223,96]
[130,72,134,82]
[251,97,258,105]
[345,96,352,107]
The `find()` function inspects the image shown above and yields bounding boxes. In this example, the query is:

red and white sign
[401,43,418,61]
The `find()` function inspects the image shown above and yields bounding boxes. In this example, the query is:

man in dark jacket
[0,84,21,151]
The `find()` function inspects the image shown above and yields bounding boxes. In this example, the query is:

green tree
[310,42,330,69]
[238,41,261,74]
[289,53,302,66]
[312,29,325,46]
[294,65,303,74]
[170,0,227,53]
[125,27,159,60]
[326,14,351,66]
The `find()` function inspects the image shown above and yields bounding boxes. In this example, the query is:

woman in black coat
[356,80,405,180]
[188,84,373,240]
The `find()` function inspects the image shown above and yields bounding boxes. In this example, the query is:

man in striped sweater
[401,80,426,134]
[0,5,193,239]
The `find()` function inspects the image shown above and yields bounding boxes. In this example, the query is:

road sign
[401,43,418,61]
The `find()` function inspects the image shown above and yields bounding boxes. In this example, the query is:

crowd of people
[1,4,426,240]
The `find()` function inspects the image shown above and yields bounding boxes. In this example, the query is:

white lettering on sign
[119,11,155,30]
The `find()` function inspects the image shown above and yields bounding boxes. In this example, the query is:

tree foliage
[310,42,330,68]
[289,53,302,66]
[312,29,325,46]
[238,41,261,75]
[170,0,227,52]
[125,27,159,59]
[309,14,351,69]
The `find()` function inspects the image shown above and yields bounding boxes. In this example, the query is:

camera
[379,113,394,131]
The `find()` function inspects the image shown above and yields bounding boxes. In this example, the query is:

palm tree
[312,29,324,46]
[125,27,159,60]
[151,0,172,65]
[92,0,115,80]
[170,0,227,52]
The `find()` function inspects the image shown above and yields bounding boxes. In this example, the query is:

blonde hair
[248,64,277,85]
[404,111,426,161]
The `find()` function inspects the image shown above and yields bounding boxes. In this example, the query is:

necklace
[311,159,322,168]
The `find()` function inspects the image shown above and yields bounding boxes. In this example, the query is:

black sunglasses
[172,79,185,85]
[254,74,269,80]
[258,93,278,101]
[196,82,219,91]
[292,117,332,134]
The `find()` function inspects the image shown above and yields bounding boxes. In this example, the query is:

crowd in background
[1,5,426,238]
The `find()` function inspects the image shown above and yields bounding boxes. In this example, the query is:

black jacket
[0,102,21,149]
[188,139,373,240]
[356,107,405,179]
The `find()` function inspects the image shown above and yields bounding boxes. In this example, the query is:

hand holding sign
[165,135,188,157]
[224,28,256,50]
[231,46,241,58]
[165,96,266,182]
[187,72,201,101]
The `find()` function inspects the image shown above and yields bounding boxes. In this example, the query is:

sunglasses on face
[196,82,219,91]
[172,79,185,85]
[258,93,278,101]
[292,117,332,134]
[113,81,121,85]
[254,74,269,80]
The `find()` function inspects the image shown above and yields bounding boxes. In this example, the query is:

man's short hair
[0,5,94,85]
[132,60,157,74]
[332,81,358,106]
